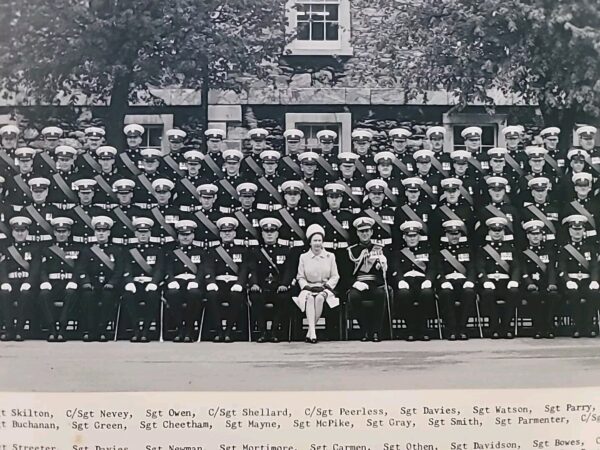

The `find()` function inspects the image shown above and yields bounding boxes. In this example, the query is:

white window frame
[286,112,352,152]
[285,0,353,56]
[443,113,508,152]
[124,114,173,153]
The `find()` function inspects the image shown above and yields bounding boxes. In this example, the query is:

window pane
[311,22,325,40]
[325,4,338,21]
[147,127,163,148]
[297,123,340,153]
[297,22,310,40]
[325,22,338,40]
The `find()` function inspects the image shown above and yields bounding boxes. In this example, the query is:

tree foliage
[364,0,600,122]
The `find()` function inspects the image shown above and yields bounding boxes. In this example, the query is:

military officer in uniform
[426,126,447,154]
[76,216,124,342]
[217,149,246,213]
[206,217,249,342]
[393,177,434,251]
[0,217,40,341]
[521,147,560,194]
[477,217,521,339]
[77,127,105,176]
[461,127,485,167]
[276,180,311,249]
[123,217,164,342]
[83,126,105,153]
[93,146,121,210]
[19,177,60,249]
[38,126,63,163]
[38,217,79,342]
[109,179,144,247]
[249,217,295,342]
[0,125,19,174]
[388,128,414,178]
[133,148,165,209]
[5,148,37,210]
[233,183,263,248]
[341,217,391,342]
[540,127,563,166]
[336,152,364,212]
[521,177,560,247]
[480,147,519,201]
[352,129,376,179]
[392,221,434,341]
[284,129,305,159]
[431,177,475,244]
[362,179,394,247]
[202,128,226,180]
[559,214,599,338]
[374,151,402,206]
[435,219,475,340]
[164,128,187,159]
[561,173,599,245]
[502,125,527,170]
[144,178,180,249]
[412,149,441,203]
[173,150,206,212]
[520,219,559,339]
[296,151,325,213]
[560,149,596,197]
[476,177,522,247]
[193,183,221,248]
[242,129,269,179]
[575,126,598,156]
[70,179,105,246]
[164,219,212,342]
[319,183,355,253]
[255,150,285,212]
[316,130,338,173]
[248,128,270,155]
[448,150,479,207]
[120,124,145,168]
[48,145,79,211]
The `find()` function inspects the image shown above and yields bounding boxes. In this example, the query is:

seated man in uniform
[39,217,80,342]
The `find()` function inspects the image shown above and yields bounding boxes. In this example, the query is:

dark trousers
[395,279,434,337]
[348,284,387,337]
[0,282,32,334]
[38,282,77,332]
[438,281,476,335]
[206,280,245,336]
[164,284,203,338]
[564,284,598,334]
[81,283,120,336]
[249,285,289,336]
[122,282,161,334]
[480,280,519,335]
[522,287,559,334]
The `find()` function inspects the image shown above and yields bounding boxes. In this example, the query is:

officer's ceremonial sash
[14,175,32,199]
[163,155,184,177]
[90,245,115,271]
[25,205,53,235]
[430,157,449,178]
[73,206,94,230]
[458,186,474,206]
[203,155,225,179]
[484,205,514,232]
[94,175,118,202]
[439,205,462,222]
[316,157,336,178]
[278,209,306,241]
[543,154,561,173]
[39,152,57,172]
[281,156,302,177]
[300,181,322,209]
[570,201,596,229]
[7,246,30,271]
[401,248,426,272]
[219,179,240,201]
[526,205,556,234]
[113,207,135,232]
[564,244,590,271]
[584,157,600,177]
[420,182,436,200]
[440,249,467,275]
[383,186,398,204]
[234,211,260,240]
[483,245,510,273]
[504,154,524,176]
[82,153,102,174]
[137,174,155,196]
[335,179,361,205]
[48,245,75,269]
[214,246,239,274]
[129,248,153,275]
[401,205,428,233]
[354,159,373,181]
[243,156,264,177]
[173,249,198,275]
[150,208,177,238]
[523,249,547,273]
[322,211,350,241]
[0,219,10,237]
[179,178,202,202]
[468,158,485,174]
[258,177,284,204]
[119,153,141,176]
[0,150,17,171]
[260,248,280,274]
[52,173,78,202]
[195,210,220,237]
[391,157,412,177]
[364,209,391,235]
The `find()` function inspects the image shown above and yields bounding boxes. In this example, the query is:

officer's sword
[381,264,394,340]
[474,296,484,338]
[113,302,121,342]
[159,297,165,343]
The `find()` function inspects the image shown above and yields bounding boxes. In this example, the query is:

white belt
[219,206,233,213]
[73,236,97,243]
[49,273,73,280]
[568,273,590,280]
[356,274,377,282]
[8,272,29,279]
[546,233,555,240]
[323,242,349,249]
[174,273,196,280]
[587,230,597,237]
[216,275,238,283]
[257,203,282,211]
[445,272,466,280]
[372,238,392,246]
[53,203,76,210]
[405,270,425,278]
[150,236,175,244]
[193,240,220,248]
[27,235,52,242]
[310,207,322,213]
[277,239,304,247]
[134,202,156,210]
[179,205,193,212]
[488,273,510,280]
[112,237,128,244]
[134,276,153,283]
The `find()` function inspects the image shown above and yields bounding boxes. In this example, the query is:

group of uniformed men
[0,120,599,343]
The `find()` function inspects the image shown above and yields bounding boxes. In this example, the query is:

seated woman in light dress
[295,224,340,343]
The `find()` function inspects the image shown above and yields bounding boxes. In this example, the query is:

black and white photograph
[0,0,599,394]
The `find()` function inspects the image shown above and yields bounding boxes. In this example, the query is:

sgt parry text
[1,388,600,450]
